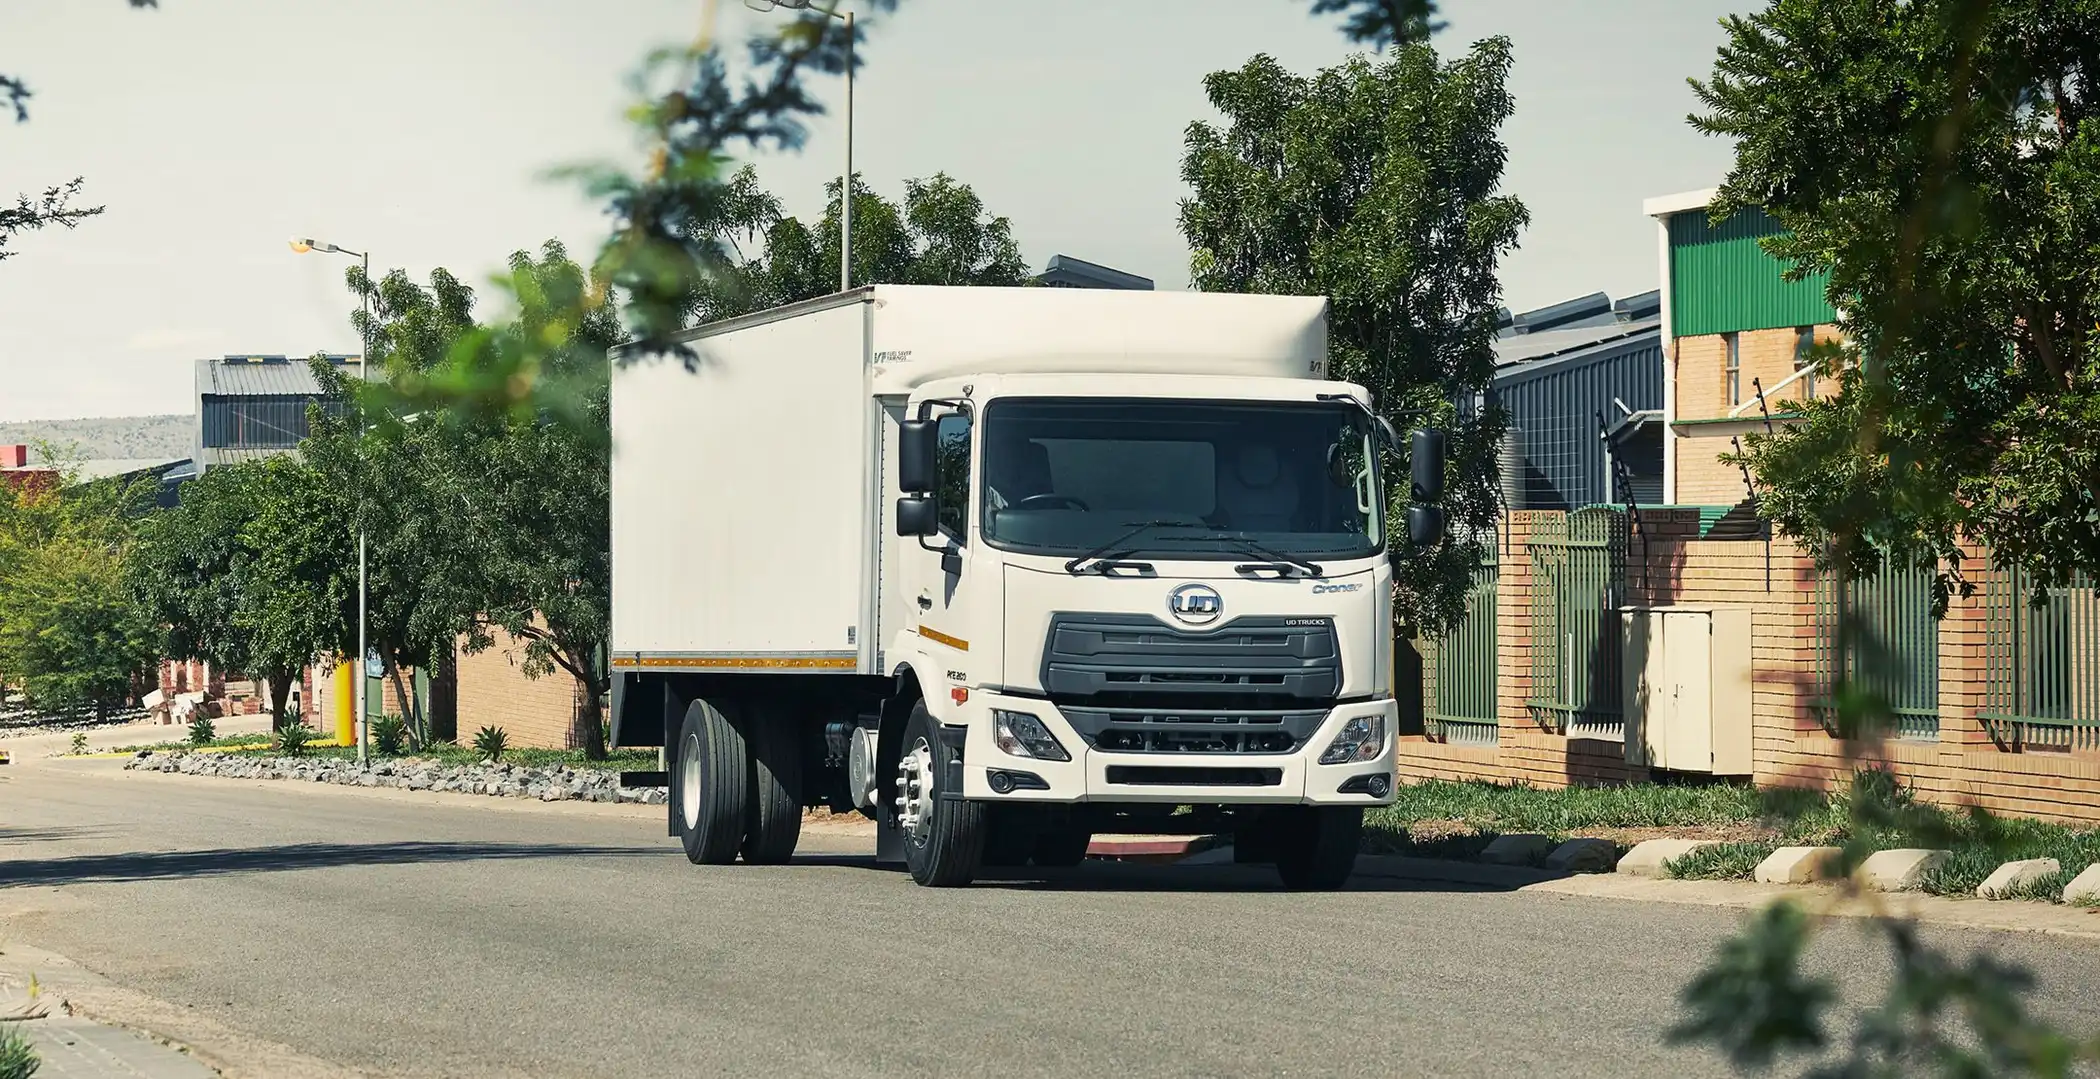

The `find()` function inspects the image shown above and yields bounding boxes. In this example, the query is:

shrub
[275,722,315,757]
[68,732,87,756]
[187,714,216,746]
[0,1026,40,1079]
[473,725,508,762]
[371,714,406,756]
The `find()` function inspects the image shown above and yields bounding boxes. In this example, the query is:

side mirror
[1410,428,1446,502]
[899,419,937,494]
[895,494,937,537]
[1406,504,1445,547]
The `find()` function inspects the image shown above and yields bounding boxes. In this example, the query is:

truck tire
[740,707,803,865]
[897,701,985,887]
[674,698,748,865]
[1274,806,1362,890]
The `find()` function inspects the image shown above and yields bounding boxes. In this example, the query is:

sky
[0,0,1747,423]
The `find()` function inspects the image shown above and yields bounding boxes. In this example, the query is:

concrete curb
[1978,858,2061,899]
[2063,864,2100,906]
[1478,833,1555,866]
[1545,837,1619,873]
[1090,835,1222,861]
[1754,846,1843,884]
[1617,838,1718,877]
[1856,848,1949,892]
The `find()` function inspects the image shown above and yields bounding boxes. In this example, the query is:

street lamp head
[290,237,344,255]
[289,238,315,253]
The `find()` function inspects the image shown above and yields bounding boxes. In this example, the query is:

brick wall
[1399,509,2100,827]
[1669,325,1836,506]
[454,627,586,749]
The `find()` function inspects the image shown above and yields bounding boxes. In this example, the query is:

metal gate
[1814,562,1940,740]
[1527,508,1626,739]
[1984,567,2100,752]
[1428,551,1499,746]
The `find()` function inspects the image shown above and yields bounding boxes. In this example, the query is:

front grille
[1105,765,1284,787]
[1063,705,1326,754]
[1043,613,1340,754]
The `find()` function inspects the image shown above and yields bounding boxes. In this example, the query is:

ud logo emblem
[1167,583,1223,626]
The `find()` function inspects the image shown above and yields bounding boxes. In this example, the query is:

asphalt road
[4,760,2099,1078]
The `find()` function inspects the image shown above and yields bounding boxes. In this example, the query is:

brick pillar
[1939,541,1997,751]
[1497,512,1546,736]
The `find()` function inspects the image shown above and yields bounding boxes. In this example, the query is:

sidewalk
[1,955,215,1079]
[0,714,275,763]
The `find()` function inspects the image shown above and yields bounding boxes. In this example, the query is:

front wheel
[896,701,985,887]
[1274,807,1362,890]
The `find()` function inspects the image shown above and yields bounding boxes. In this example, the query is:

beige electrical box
[1620,606,1753,776]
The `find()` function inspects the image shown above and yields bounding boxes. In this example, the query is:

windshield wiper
[1156,532,1324,579]
[1062,520,1197,576]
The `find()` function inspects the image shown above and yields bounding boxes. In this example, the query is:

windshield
[978,397,1382,560]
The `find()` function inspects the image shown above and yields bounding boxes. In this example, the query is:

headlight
[992,709,1070,762]
[1318,713,1386,765]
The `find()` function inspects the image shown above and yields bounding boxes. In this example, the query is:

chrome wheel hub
[680,731,702,831]
[894,737,935,841]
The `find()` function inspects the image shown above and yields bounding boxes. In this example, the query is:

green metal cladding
[1669,207,1836,337]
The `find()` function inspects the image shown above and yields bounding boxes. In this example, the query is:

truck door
[908,405,982,690]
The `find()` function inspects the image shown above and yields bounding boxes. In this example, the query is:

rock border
[125,750,666,805]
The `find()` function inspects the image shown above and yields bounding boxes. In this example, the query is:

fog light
[988,770,1016,794]
[1368,774,1392,798]
[1318,713,1387,765]
[992,710,1070,761]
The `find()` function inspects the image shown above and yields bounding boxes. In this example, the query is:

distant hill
[0,415,190,462]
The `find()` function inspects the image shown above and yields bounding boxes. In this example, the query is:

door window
[934,411,971,542]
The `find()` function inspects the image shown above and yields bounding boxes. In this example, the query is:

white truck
[608,285,1441,888]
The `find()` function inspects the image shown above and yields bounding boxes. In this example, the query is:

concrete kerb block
[1617,838,1718,878]
[2062,864,2100,906]
[1544,838,1618,873]
[1855,848,1950,892]
[1977,858,2062,899]
[1478,833,1556,866]
[1754,846,1843,884]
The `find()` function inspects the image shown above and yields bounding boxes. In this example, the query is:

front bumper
[957,691,1399,806]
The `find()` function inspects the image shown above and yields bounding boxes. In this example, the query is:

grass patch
[0,1025,38,1079]
[1367,775,2100,897]
[1665,842,1776,881]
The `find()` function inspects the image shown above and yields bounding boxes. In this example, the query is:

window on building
[1794,326,1818,400]
[1724,332,1741,407]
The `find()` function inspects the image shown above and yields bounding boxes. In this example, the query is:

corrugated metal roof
[1492,315,1660,368]
[194,354,365,397]
[70,458,185,482]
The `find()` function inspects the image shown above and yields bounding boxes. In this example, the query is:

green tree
[1699,0,2100,594]
[1178,40,1528,630]
[1674,2,2100,1072]
[685,168,1028,324]
[131,457,350,726]
[309,242,618,756]
[0,472,158,718]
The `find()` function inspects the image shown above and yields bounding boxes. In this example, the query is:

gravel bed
[125,750,668,804]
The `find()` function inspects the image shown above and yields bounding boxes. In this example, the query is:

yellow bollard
[333,660,354,747]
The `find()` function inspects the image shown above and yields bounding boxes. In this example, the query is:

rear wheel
[673,699,747,865]
[897,701,985,887]
[1274,807,1362,890]
[740,706,803,864]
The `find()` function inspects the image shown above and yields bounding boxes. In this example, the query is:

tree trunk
[267,669,295,729]
[384,653,423,750]
[429,646,458,745]
[578,679,607,761]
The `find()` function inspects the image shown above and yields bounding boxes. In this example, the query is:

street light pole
[746,0,853,291]
[289,237,372,769]
[841,7,853,293]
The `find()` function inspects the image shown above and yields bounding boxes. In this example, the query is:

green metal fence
[1983,567,2100,753]
[1527,508,1626,739]
[1428,552,1499,747]
[1813,563,1941,740]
